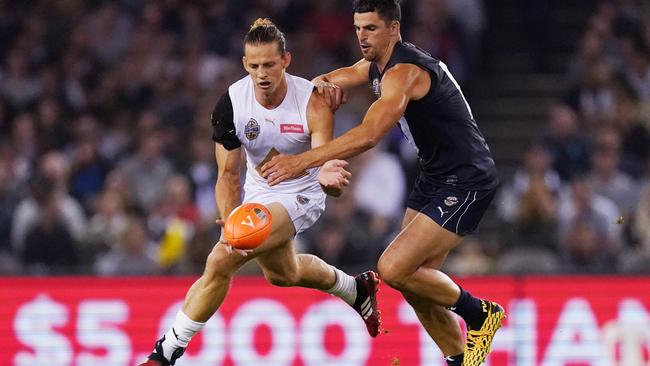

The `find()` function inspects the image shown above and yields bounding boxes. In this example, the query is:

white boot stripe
[362,301,372,314]
[363,306,373,318]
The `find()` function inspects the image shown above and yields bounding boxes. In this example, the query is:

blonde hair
[250,18,275,30]
[245,18,286,55]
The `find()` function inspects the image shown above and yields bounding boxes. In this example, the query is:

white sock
[160,311,205,361]
[325,266,357,305]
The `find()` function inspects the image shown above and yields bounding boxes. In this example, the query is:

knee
[377,255,410,290]
[264,270,300,287]
[203,246,241,282]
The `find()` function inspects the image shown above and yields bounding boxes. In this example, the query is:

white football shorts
[243,190,326,235]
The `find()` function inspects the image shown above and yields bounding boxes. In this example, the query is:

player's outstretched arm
[312,59,371,110]
[307,91,351,197]
[262,63,426,186]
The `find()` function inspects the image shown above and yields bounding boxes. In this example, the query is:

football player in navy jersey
[262,1,505,365]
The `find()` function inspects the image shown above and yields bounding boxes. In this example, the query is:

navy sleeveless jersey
[369,41,498,190]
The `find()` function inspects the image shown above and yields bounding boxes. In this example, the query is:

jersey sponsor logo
[245,118,260,140]
[371,78,381,97]
[444,196,458,206]
[280,124,304,133]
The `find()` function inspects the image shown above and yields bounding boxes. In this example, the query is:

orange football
[223,203,272,249]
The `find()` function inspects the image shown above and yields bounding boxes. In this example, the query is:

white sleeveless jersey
[228,73,322,195]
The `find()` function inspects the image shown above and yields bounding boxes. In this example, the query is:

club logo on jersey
[296,195,310,205]
[245,118,260,140]
[371,78,381,97]
[444,196,458,207]
[280,124,304,133]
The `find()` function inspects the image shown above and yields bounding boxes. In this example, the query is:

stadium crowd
[490,0,650,274]
[0,0,648,276]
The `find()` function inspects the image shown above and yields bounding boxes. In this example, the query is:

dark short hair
[353,0,401,24]
[244,18,286,56]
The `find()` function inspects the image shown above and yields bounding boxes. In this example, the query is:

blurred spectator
[353,147,406,221]
[497,143,561,269]
[103,169,137,213]
[408,0,467,81]
[1,49,41,108]
[610,82,650,179]
[98,111,133,162]
[85,2,132,65]
[567,28,608,82]
[94,217,158,276]
[557,175,622,268]
[183,127,217,221]
[620,29,650,102]
[564,58,616,124]
[543,104,591,181]
[82,188,129,261]
[498,142,562,225]
[447,0,486,76]
[561,217,612,272]
[21,175,79,274]
[70,138,111,212]
[307,2,349,55]
[174,223,218,275]
[12,152,86,253]
[35,97,68,153]
[149,174,199,271]
[511,175,559,248]
[118,129,174,213]
[588,127,640,216]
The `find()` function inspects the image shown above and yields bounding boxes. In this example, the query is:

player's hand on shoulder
[313,80,348,111]
[318,159,351,196]
[215,218,252,256]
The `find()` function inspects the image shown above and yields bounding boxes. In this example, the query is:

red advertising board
[1,276,649,366]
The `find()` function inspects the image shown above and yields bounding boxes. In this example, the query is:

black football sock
[448,286,485,329]
[445,353,464,366]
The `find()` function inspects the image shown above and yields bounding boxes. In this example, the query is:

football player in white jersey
[139,19,381,366]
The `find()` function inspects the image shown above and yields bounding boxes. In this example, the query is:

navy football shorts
[407,176,497,236]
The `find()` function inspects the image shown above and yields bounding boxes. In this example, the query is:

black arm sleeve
[211,92,241,150]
